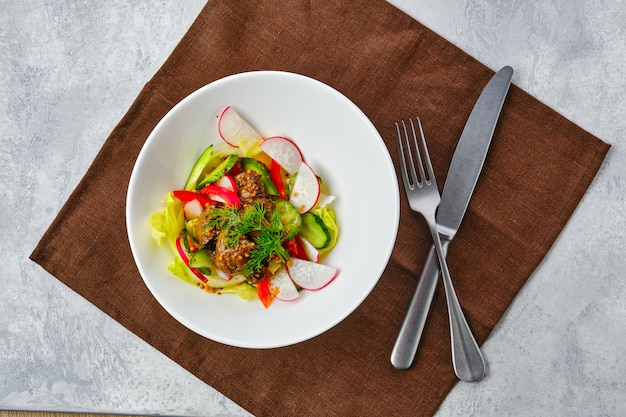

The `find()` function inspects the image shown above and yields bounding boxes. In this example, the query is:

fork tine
[403,121,420,187]
[408,119,427,186]
[397,118,435,190]
[413,118,435,186]
[396,121,415,190]
[395,122,409,190]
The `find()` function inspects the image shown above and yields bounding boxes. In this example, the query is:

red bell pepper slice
[172,190,211,206]
[257,276,274,308]
[269,159,287,199]
[199,185,241,208]
[283,237,306,260]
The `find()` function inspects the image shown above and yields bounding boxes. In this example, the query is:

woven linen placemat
[31,1,610,416]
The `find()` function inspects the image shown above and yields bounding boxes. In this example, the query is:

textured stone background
[2,1,625,416]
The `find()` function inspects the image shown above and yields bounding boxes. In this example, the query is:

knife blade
[391,66,514,371]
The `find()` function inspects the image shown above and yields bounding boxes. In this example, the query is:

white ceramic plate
[126,71,399,348]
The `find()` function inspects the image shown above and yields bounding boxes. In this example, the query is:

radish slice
[175,236,208,283]
[216,269,233,281]
[287,258,338,290]
[270,268,300,301]
[214,175,236,192]
[289,162,320,213]
[209,195,226,204]
[299,237,320,262]
[183,199,204,220]
[199,185,241,207]
[259,136,304,174]
[218,106,263,147]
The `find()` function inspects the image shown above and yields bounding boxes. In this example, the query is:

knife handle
[391,242,447,369]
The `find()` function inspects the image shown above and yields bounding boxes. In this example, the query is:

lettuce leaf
[210,138,263,161]
[312,205,339,254]
[167,256,198,286]
[237,138,263,157]
[149,192,185,250]
[217,282,259,300]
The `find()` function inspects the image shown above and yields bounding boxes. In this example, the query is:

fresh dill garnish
[204,206,240,232]
[203,202,293,275]
[242,226,289,276]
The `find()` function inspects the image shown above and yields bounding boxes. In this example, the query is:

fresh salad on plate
[149,106,339,308]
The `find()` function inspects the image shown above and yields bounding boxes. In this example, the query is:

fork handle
[429,226,485,382]
[390,239,485,381]
[391,243,444,370]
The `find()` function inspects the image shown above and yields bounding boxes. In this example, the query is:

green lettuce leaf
[218,282,259,300]
[149,192,185,250]
[167,256,198,286]
[312,205,339,254]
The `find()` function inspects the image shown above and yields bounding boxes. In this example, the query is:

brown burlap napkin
[30,1,609,416]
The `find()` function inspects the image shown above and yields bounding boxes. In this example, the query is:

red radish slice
[259,136,304,174]
[175,236,208,283]
[199,185,241,207]
[299,237,320,262]
[218,106,263,147]
[183,199,204,220]
[214,175,236,192]
[209,195,226,204]
[289,162,320,213]
[287,258,338,290]
[216,269,233,281]
[270,268,300,301]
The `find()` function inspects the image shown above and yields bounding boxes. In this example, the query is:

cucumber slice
[196,154,238,190]
[299,212,331,249]
[189,249,213,275]
[273,199,302,240]
[184,145,214,191]
[240,157,278,195]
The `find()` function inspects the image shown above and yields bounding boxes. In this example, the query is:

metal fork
[394,118,485,381]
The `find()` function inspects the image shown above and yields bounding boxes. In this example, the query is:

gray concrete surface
[2,1,625,415]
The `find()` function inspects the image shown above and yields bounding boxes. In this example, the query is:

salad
[149,106,339,308]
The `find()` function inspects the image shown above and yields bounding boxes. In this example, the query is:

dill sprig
[204,206,240,232]
[242,226,289,276]
[203,202,290,275]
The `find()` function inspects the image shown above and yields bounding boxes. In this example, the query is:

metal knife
[391,66,514,374]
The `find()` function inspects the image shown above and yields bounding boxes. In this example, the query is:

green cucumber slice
[196,154,238,190]
[273,199,302,240]
[299,212,331,249]
[189,249,213,275]
[184,145,214,191]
